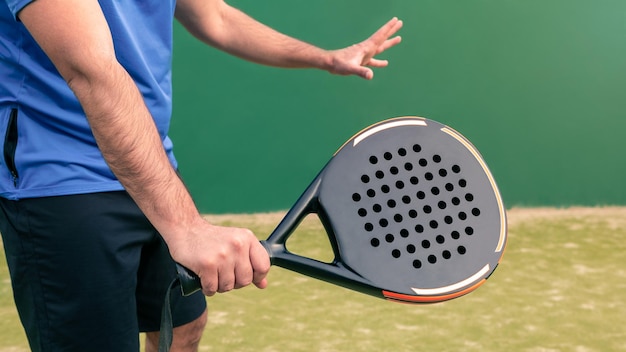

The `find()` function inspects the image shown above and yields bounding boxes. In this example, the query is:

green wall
[170,0,626,214]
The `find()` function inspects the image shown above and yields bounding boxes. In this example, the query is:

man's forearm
[175,0,402,80]
[176,0,333,70]
[70,62,204,243]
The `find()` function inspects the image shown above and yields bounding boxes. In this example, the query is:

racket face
[317,117,506,303]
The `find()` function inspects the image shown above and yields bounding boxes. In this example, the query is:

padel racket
[177,116,506,304]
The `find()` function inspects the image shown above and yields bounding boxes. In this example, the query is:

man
[0,0,402,351]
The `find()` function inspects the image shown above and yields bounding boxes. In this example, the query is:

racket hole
[431,187,440,195]
[390,166,399,175]
[398,148,407,156]
[387,199,397,208]
[423,205,432,214]
[407,244,416,253]
[364,223,374,232]
[458,246,467,255]
[400,229,409,237]
[415,224,424,233]
[358,208,367,217]
[395,180,405,189]
[384,152,393,160]
[425,172,434,181]
[408,209,418,218]
[445,183,454,192]
[367,189,376,197]
[416,191,426,200]
[442,250,452,259]
[373,204,382,213]
[385,234,395,243]
[472,208,481,216]
[413,144,422,153]
[410,176,419,185]
[452,165,461,173]
[402,195,411,204]
[459,179,467,188]
[361,175,370,183]
[404,163,413,171]
[370,238,380,247]
[452,197,461,205]
[451,231,460,240]
[438,201,447,209]
[379,218,389,227]
[428,255,437,264]
[381,185,390,193]
[352,193,361,202]
[439,169,447,177]
[433,155,442,163]
[465,193,474,202]
[421,240,431,249]
[375,170,385,179]
[444,215,453,224]
[458,212,467,221]
[369,156,378,164]
[419,158,428,167]
[436,235,445,244]
[413,260,422,269]
[465,227,474,235]
[394,214,403,223]
[429,220,439,229]
[392,249,401,258]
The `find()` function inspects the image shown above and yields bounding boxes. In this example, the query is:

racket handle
[176,263,202,296]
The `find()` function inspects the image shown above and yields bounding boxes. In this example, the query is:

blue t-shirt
[0,0,177,199]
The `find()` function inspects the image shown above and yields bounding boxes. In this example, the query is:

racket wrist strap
[157,277,179,352]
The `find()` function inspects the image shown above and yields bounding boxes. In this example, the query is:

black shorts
[0,191,207,352]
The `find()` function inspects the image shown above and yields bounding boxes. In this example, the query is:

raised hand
[327,17,403,79]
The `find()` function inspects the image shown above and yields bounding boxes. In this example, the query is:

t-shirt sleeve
[4,0,36,20]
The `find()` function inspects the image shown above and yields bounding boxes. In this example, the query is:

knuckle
[236,273,253,288]
[219,281,235,292]
[231,237,246,251]
[202,284,217,296]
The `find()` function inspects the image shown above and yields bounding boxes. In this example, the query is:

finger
[369,17,403,45]
[200,269,218,297]
[233,255,253,289]
[360,68,374,80]
[250,241,271,288]
[365,58,389,68]
[217,266,236,293]
[254,277,268,290]
[375,36,402,55]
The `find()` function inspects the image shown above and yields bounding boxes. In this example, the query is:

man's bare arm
[175,0,403,79]
[17,0,269,295]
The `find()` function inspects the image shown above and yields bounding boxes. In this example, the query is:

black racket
[177,116,506,304]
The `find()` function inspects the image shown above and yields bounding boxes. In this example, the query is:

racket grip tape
[176,263,202,296]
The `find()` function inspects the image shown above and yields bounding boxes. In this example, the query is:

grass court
[1,207,625,351]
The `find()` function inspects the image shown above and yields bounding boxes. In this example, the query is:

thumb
[250,241,270,288]
[359,68,374,80]
[254,278,268,289]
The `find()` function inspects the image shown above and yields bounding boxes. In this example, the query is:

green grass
[2,208,626,351]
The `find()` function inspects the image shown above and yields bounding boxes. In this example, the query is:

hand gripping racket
[177,116,507,304]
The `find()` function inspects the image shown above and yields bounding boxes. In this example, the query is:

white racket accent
[411,264,490,296]
[441,127,507,253]
[353,118,427,146]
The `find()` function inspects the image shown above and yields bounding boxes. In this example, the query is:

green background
[170,0,626,214]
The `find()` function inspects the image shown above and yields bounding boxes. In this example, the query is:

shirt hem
[0,181,126,200]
